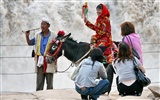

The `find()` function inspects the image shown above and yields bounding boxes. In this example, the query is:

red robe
[85,4,113,64]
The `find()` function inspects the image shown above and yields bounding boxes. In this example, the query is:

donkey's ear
[60,33,71,42]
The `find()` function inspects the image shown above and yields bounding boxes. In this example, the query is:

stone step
[1,89,154,100]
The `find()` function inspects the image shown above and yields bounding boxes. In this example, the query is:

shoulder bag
[133,58,151,87]
[68,63,82,81]
[122,36,140,59]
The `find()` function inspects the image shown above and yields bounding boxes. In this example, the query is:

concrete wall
[1,43,159,92]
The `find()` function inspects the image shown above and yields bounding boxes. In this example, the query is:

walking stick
[22,28,40,33]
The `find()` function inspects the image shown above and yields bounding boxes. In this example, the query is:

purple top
[123,33,143,64]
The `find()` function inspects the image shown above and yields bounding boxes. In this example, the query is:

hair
[47,23,50,26]
[89,47,104,66]
[117,42,133,63]
[120,22,135,36]
[96,4,103,9]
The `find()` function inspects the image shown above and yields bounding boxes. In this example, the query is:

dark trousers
[36,66,53,91]
[116,77,143,96]
[104,64,115,94]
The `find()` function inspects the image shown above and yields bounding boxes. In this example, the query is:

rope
[56,63,74,73]
[55,42,91,73]
[74,46,92,64]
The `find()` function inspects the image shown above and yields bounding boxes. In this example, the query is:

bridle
[47,33,71,60]
[47,39,63,61]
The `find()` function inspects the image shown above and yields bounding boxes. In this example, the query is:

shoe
[89,95,96,100]
[81,94,88,100]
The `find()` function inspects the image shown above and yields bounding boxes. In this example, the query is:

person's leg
[81,94,88,100]
[75,85,89,100]
[116,82,128,96]
[88,79,110,100]
[127,80,143,96]
[104,64,115,94]
[134,81,143,96]
[116,76,121,94]
[36,66,45,91]
[46,73,53,89]
[117,80,143,96]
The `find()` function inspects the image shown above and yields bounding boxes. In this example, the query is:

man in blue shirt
[25,18,56,91]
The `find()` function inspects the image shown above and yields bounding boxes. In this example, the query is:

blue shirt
[30,32,50,56]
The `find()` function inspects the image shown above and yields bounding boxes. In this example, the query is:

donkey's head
[46,33,71,63]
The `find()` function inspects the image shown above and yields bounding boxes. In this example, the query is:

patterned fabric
[85,4,113,64]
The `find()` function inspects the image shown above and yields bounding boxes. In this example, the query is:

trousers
[116,77,143,96]
[104,64,115,94]
[75,79,110,100]
[36,66,53,91]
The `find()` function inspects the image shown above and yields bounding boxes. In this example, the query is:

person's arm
[25,31,35,45]
[84,17,111,36]
[25,31,31,45]
[99,65,107,79]
[139,64,145,73]
[134,57,145,73]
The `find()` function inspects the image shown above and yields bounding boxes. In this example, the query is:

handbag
[68,63,81,81]
[122,36,140,59]
[133,57,151,87]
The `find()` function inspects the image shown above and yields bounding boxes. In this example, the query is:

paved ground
[1,88,153,100]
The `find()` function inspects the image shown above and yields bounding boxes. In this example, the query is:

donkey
[46,33,91,65]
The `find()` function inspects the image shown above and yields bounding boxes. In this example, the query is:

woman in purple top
[120,22,143,64]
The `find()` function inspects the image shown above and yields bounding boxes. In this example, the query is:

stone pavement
[1,88,154,100]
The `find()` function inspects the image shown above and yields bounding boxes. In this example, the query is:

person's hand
[84,17,88,23]
[25,30,30,37]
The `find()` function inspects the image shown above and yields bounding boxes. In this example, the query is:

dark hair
[89,47,104,66]
[96,4,103,9]
[120,22,135,36]
[47,23,50,26]
[117,42,133,63]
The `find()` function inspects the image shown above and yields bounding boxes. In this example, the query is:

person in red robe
[84,3,113,65]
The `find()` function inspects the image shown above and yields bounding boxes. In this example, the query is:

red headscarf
[96,4,110,24]
[98,4,110,18]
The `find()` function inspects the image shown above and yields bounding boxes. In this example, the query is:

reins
[56,63,74,73]
[57,43,80,73]
[74,46,92,64]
